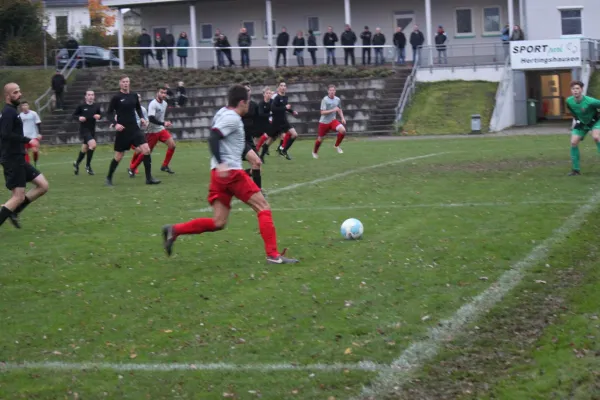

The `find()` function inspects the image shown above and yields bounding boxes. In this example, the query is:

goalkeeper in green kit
[566,80,600,176]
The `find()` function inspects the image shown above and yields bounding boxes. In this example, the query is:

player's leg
[130,133,158,176]
[569,132,584,175]
[74,143,88,175]
[160,131,176,174]
[106,150,125,186]
[281,127,298,159]
[245,148,263,190]
[0,162,27,228]
[85,138,97,175]
[313,123,330,158]
[256,133,268,151]
[135,136,160,184]
[591,123,600,154]
[4,164,49,227]
[333,120,346,153]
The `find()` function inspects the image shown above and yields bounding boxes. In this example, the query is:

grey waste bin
[527,99,538,125]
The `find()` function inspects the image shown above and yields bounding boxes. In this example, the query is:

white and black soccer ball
[340,218,364,240]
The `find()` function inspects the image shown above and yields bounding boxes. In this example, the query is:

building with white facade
[43,0,117,38]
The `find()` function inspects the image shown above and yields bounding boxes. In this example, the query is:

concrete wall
[416,65,503,82]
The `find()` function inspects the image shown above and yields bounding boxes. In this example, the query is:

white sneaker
[312,152,319,159]
[335,146,343,154]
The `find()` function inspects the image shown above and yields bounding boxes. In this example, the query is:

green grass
[401,80,498,135]
[0,135,599,399]
[0,69,58,106]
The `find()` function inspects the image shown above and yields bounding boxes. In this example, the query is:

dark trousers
[240,49,250,67]
[276,49,287,67]
[344,48,355,65]
[362,48,371,64]
[167,51,174,68]
[308,50,317,65]
[54,90,64,109]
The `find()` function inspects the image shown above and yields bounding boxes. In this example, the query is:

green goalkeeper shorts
[572,120,600,137]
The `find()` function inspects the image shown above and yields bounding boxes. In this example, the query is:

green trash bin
[527,99,538,125]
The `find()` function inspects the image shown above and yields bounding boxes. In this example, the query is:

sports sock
[571,146,581,171]
[313,139,322,153]
[334,132,345,147]
[260,144,269,158]
[0,206,13,227]
[107,158,119,179]
[14,196,31,215]
[256,134,268,150]
[281,134,290,150]
[284,137,296,151]
[173,218,217,236]
[130,152,144,170]
[252,169,262,189]
[33,151,39,163]
[24,153,30,164]
[76,151,85,166]
[257,210,279,258]
[86,149,94,166]
[163,147,175,167]
[278,139,284,149]
[143,154,153,180]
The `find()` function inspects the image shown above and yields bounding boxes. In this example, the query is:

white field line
[194,152,448,213]
[353,188,600,400]
[0,361,391,373]
[193,200,581,213]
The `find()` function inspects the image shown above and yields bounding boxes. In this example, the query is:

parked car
[57,46,119,68]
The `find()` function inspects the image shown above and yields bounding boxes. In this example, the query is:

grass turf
[0,69,59,107]
[0,135,599,399]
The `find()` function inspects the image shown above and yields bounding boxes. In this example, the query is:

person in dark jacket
[323,26,338,65]
[176,81,187,107]
[154,33,165,68]
[138,28,152,68]
[435,26,447,64]
[51,70,66,110]
[341,24,357,66]
[176,32,189,67]
[213,29,224,67]
[164,29,175,68]
[65,37,79,59]
[276,28,290,67]
[238,27,252,68]
[409,25,425,64]
[393,27,407,65]
[360,26,372,65]
[216,32,235,67]
[372,27,386,65]
[292,30,305,66]
[307,30,317,65]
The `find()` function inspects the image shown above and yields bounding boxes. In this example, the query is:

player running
[0,83,49,229]
[565,80,600,176]
[256,87,274,162]
[19,102,42,167]
[271,82,299,160]
[72,90,102,176]
[241,82,264,190]
[128,87,177,177]
[105,75,160,186]
[162,84,298,264]
[313,84,347,158]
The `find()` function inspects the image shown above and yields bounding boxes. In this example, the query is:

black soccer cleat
[568,170,581,176]
[160,166,175,174]
[262,144,270,156]
[277,147,284,157]
[73,161,79,175]
[162,224,175,256]
[86,166,95,176]
[8,213,21,229]
[282,150,292,160]
[105,178,114,187]
[127,168,136,178]
[146,177,161,185]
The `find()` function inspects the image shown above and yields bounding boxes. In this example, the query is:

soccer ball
[340,218,364,240]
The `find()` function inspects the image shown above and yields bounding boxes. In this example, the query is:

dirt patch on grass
[383,266,585,400]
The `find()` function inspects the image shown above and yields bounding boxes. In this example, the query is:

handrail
[34,49,84,114]
[395,56,419,123]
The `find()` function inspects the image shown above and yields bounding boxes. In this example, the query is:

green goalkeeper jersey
[565,96,600,127]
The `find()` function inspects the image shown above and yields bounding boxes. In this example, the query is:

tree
[88,0,116,35]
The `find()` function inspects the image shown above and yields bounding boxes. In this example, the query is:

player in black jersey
[105,75,160,186]
[241,82,263,190]
[271,82,299,160]
[72,90,101,176]
[0,83,49,229]
[255,87,273,163]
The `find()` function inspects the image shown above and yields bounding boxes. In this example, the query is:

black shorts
[242,139,258,162]
[114,124,146,152]
[2,159,41,190]
[80,128,96,144]
[271,120,292,137]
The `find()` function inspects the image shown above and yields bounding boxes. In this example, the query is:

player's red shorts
[207,169,260,209]
[24,137,41,150]
[318,120,342,137]
[146,129,172,149]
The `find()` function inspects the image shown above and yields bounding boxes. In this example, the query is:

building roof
[43,0,90,6]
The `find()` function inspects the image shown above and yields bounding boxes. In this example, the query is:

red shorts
[207,169,260,209]
[24,137,41,150]
[318,120,342,137]
[146,129,172,149]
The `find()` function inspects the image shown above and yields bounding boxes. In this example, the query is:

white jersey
[147,99,168,133]
[136,106,148,128]
[210,107,245,170]
[319,96,341,124]
[19,111,41,139]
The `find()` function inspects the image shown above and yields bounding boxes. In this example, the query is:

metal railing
[395,56,420,123]
[34,49,84,114]
[418,42,507,69]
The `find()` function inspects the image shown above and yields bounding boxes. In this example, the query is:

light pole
[43,24,48,69]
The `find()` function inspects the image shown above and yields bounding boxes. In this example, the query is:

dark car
[57,46,120,68]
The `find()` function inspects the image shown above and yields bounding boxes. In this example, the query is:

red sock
[131,152,145,170]
[335,132,345,147]
[33,151,39,162]
[173,218,217,237]
[313,139,322,153]
[282,133,291,149]
[24,153,30,164]
[163,147,175,167]
[256,134,268,150]
[257,210,279,258]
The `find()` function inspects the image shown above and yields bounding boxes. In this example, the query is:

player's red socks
[257,210,279,257]
[313,139,322,154]
[256,134,268,150]
[173,218,218,237]
[130,152,144,170]
[282,133,291,150]
[335,132,345,147]
[163,147,175,167]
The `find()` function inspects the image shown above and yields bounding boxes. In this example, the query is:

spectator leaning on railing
[511,25,525,41]
[323,26,338,65]
[341,24,357,66]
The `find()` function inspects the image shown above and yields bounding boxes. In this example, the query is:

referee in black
[72,90,101,176]
[0,82,49,229]
[105,75,160,186]
[241,82,263,190]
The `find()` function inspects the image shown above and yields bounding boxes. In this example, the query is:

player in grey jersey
[313,84,347,158]
[161,84,298,264]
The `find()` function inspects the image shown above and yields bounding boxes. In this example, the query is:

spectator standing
[360,26,372,65]
[323,26,338,65]
[409,25,425,64]
[138,28,152,68]
[276,28,290,67]
[176,32,189,68]
[393,27,407,65]
[51,69,66,110]
[435,26,447,64]
[164,29,175,68]
[511,25,525,41]
[372,27,386,66]
[293,30,305,66]
[341,24,357,66]
[155,33,165,68]
[238,27,252,68]
[307,30,317,65]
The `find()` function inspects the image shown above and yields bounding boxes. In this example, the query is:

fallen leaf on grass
[291,389,298,394]
[535,280,547,284]
[129,353,137,359]
[52,351,62,355]
[344,348,352,355]
[163,329,173,333]
[223,393,235,398]
[421,315,430,321]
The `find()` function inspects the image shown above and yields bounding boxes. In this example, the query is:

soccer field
[0,134,598,399]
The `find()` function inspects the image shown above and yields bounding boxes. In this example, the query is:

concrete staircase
[42,69,410,144]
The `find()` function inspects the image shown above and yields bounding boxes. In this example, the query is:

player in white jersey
[161,84,298,264]
[129,87,177,176]
[312,84,347,158]
[19,102,42,166]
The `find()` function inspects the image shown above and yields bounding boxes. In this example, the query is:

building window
[56,15,68,38]
[264,20,276,37]
[455,8,473,35]
[560,9,582,36]
[483,6,501,33]
[308,16,320,34]
[201,23,212,41]
[243,21,255,38]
